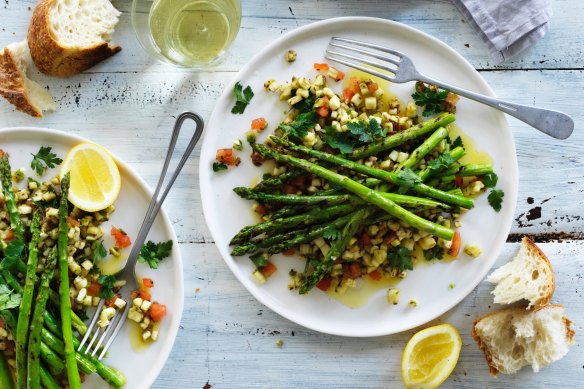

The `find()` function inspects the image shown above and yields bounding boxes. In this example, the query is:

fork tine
[78,299,105,352]
[329,42,401,68]
[90,310,121,357]
[326,49,398,75]
[325,53,395,83]
[98,303,132,360]
[331,37,406,58]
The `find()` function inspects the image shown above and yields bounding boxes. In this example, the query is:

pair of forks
[326,37,573,140]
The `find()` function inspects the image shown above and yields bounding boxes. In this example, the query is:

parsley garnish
[387,246,413,272]
[424,245,444,261]
[322,225,342,241]
[213,162,228,172]
[482,172,498,188]
[428,153,457,176]
[250,252,269,270]
[412,88,449,116]
[347,119,384,143]
[292,94,316,113]
[138,240,173,269]
[30,146,63,176]
[451,136,464,149]
[0,239,25,271]
[231,82,254,114]
[98,275,117,300]
[278,111,317,141]
[93,241,107,262]
[324,126,354,154]
[323,119,385,154]
[0,284,21,310]
[488,189,504,212]
[394,168,422,190]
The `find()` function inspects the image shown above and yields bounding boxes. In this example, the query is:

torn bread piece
[471,305,575,376]
[487,236,554,309]
[0,41,55,118]
[28,0,121,77]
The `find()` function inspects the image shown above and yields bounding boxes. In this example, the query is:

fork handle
[124,112,205,276]
[420,75,574,140]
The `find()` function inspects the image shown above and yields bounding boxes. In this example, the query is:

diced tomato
[149,303,167,322]
[87,282,101,297]
[261,262,278,278]
[384,232,397,245]
[255,204,268,216]
[344,262,362,279]
[130,290,139,299]
[0,318,5,328]
[282,184,297,195]
[316,105,330,118]
[368,270,382,281]
[251,117,268,132]
[454,176,463,188]
[316,276,332,291]
[0,149,3,158]
[314,63,330,71]
[359,232,371,247]
[290,174,310,188]
[139,289,151,301]
[67,216,80,227]
[367,81,379,94]
[449,231,461,258]
[342,88,355,102]
[216,148,241,166]
[282,248,295,256]
[250,150,266,166]
[142,278,154,288]
[347,77,361,93]
[105,294,121,307]
[111,226,132,249]
[332,69,345,81]
[4,229,14,243]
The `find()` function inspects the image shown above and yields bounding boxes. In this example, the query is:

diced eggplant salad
[216,60,504,297]
[0,148,171,388]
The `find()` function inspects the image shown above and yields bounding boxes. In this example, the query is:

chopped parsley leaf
[231,82,254,114]
[278,111,317,141]
[98,275,117,300]
[387,246,413,272]
[322,225,342,241]
[138,240,173,269]
[213,162,228,172]
[0,284,21,310]
[30,146,63,176]
[488,189,504,212]
[412,87,449,116]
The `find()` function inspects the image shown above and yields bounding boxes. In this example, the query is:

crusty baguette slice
[487,236,554,309]
[471,305,574,376]
[28,0,121,77]
[0,41,55,118]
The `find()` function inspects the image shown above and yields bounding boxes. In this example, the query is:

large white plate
[0,128,183,387]
[200,17,518,337]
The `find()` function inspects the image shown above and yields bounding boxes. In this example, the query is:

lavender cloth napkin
[452,0,552,63]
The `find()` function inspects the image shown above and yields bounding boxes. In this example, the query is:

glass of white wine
[131,0,241,68]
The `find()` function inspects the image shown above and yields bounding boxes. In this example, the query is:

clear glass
[131,0,242,68]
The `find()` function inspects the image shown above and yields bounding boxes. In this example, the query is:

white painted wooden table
[2,1,583,388]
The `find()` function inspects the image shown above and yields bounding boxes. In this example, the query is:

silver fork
[326,37,574,140]
[78,111,205,360]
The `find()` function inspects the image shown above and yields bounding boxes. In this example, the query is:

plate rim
[0,126,184,386]
[199,16,518,337]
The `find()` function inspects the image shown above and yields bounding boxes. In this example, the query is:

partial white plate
[200,17,518,337]
[0,127,183,387]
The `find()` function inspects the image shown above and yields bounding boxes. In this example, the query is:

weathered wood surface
[1,0,583,388]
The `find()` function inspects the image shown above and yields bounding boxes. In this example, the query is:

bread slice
[487,236,554,309]
[471,305,575,376]
[28,0,121,77]
[0,41,56,118]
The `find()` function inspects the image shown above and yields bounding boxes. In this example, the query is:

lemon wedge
[60,142,121,212]
[401,323,462,389]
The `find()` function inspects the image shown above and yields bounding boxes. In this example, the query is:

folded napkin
[452,0,552,63]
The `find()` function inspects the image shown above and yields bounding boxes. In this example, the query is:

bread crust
[27,0,121,77]
[0,47,43,117]
[471,304,573,376]
[522,236,555,309]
